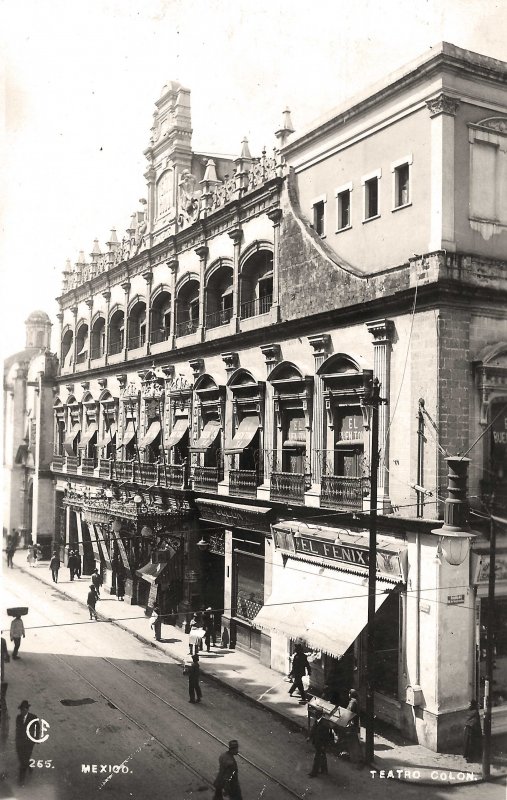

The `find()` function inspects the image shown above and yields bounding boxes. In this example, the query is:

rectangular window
[364,177,378,219]
[394,163,410,208]
[337,189,351,230]
[313,200,325,236]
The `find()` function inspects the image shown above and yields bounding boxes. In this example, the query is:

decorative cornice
[194,245,209,260]
[426,93,460,118]
[189,357,204,378]
[65,383,75,394]
[116,373,128,390]
[366,318,394,344]
[267,207,283,226]
[260,343,281,367]
[227,227,243,244]
[80,381,90,391]
[97,378,108,389]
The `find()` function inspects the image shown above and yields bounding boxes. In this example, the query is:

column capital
[221,351,239,374]
[308,333,331,359]
[267,206,283,226]
[97,378,108,389]
[426,93,460,118]
[227,227,243,245]
[367,318,394,344]
[80,381,90,391]
[166,257,178,273]
[121,281,131,294]
[142,269,153,284]
[189,357,204,378]
[56,312,64,322]
[85,298,93,309]
[194,245,209,260]
[102,289,111,302]
[116,373,128,390]
[70,306,78,316]
[65,383,75,394]
[260,343,281,370]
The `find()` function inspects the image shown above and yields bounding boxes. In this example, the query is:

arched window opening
[176,279,200,337]
[206,264,234,329]
[240,249,273,319]
[128,301,147,350]
[61,330,74,368]
[109,310,124,355]
[151,291,172,344]
[75,323,89,364]
[91,317,106,359]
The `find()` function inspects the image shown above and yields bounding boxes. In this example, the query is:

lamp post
[482,514,496,780]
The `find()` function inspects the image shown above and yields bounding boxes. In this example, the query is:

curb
[11,561,507,787]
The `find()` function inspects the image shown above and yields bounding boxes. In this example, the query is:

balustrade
[99,458,112,478]
[240,294,272,320]
[175,319,199,337]
[229,469,258,497]
[159,464,187,489]
[270,470,310,504]
[320,475,369,510]
[65,455,80,473]
[193,465,220,491]
[206,307,233,329]
[108,338,123,355]
[81,457,97,475]
[150,327,170,344]
[128,333,146,350]
[52,453,64,471]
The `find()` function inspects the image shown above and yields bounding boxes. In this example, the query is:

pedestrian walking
[10,614,25,660]
[91,568,102,597]
[26,548,34,567]
[187,654,202,703]
[307,707,330,777]
[344,688,363,766]
[15,700,38,785]
[6,534,15,568]
[188,613,204,655]
[151,605,162,641]
[463,700,483,762]
[68,550,76,580]
[213,739,242,800]
[116,573,125,601]
[1,635,10,694]
[87,585,99,620]
[34,543,42,564]
[203,607,216,652]
[288,643,311,703]
[75,551,82,578]
[49,552,60,583]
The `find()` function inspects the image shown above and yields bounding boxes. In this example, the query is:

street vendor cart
[307,696,362,762]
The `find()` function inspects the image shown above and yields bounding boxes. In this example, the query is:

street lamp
[196,537,209,551]
[431,457,478,566]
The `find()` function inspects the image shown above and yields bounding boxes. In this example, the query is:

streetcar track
[6,575,305,799]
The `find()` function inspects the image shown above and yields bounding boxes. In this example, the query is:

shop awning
[165,418,189,449]
[136,562,168,584]
[225,416,259,454]
[15,443,28,464]
[189,420,221,452]
[78,423,98,449]
[118,421,136,448]
[139,421,161,450]
[64,424,81,455]
[252,558,395,659]
[97,424,117,447]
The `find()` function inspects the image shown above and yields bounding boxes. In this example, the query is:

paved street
[1,567,506,800]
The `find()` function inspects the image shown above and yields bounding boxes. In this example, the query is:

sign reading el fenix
[272,526,405,580]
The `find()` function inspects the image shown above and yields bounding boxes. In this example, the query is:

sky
[1,0,506,354]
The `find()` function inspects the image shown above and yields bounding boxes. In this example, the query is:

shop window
[282,411,306,473]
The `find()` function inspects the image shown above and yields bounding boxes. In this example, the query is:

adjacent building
[40,44,507,750]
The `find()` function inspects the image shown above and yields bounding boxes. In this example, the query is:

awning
[165,418,189,449]
[78,424,98,449]
[64,424,81,455]
[15,443,28,464]
[252,558,395,658]
[136,562,168,584]
[118,421,136,448]
[139,421,161,450]
[225,416,259,454]
[189,419,221,452]
[97,424,117,447]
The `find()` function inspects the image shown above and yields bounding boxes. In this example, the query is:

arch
[175,276,200,336]
[61,328,74,366]
[91,311,105,327]
[108,307,125,355]
[317,352,368,376]
[227,368,258,388]
[151,283,172,302]
[82,391,95,405]
[61,323,73,338]
[194,373,219,392]
[127,294,147,314]
[205,257,234,285]
[75,321,89,363]
[239,243,274,318]
[268,360,303,383]
[239,239,274,270]
[108,303,124,324]
[91,315,106,359]
[175,271,200,294]
[127,298,147,350]
[475,341,507,366]
[205,261,234,328]
[98,388,114,403]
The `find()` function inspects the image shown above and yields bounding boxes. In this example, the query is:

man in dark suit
[288,643,311,703]
[308,708,330,777]
[15,700,38,785]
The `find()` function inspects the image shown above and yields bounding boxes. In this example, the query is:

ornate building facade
[49,45,507,750]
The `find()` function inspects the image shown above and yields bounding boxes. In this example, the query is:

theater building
[48,44,507,750]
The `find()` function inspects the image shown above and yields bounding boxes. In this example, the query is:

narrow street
[0,567,505,800]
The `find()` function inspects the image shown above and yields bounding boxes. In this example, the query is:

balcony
[151,327,170,345]
[159,464,188,489]
[90,348,105,360]
[76,351,87,364]
[138,462,157,484]
[320,475,369,510]
[193,466,221,492]
[109,460,189,490]
[128,333,146,350]
[108,338,123,355]
[66,455,80,473]
[240,294,272,320]
[175,319,199,338]
[99,458,112,478]
[229,469,259,498]
[81,457,97,476]
[206,307,233,330]
[52,453,65,471]
[270,471,311,504]
[111,460,135,482]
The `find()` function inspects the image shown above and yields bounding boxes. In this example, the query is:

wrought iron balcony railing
[76,351,87,364]
[128,333,146,350]
[270,470,310,504]
[99,458,112,478]
[159,463,187,489]
[109,460,189,490]
[175,319,199,337]
[206,307,233,329]
[193,465,221,492]
[81,457,97,475]
[108,338,123,355]
[240,294,272,320]
[90,347,105,360]
[229,469,259,498]
[150,327,170,344]
[321,475,369,510]
[52,453,65,470]
[66,455,80,473]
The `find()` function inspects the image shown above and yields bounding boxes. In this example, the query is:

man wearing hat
[288,643,311,703]
[15,700,38,785]
[213,739,242,799]
[203,607,215,652]
[308,707,330,777]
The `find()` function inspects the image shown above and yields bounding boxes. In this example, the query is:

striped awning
[225,416,259,454]
[139,421,161,450]
[189,420,221,453]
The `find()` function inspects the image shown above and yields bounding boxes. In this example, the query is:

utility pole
[482,514,497,780]
[364,377,381,764]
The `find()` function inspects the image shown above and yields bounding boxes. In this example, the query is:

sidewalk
[8,552,507,787]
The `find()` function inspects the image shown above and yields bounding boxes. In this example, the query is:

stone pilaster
[70,305,78,371]
[267,207,282,322]
[102,289,111,363]
[259,344,281,487]
[367,319,394,510]
[195,245,208,341]
[143,269,153,353]
[85,297,93,369]
[121,280,131,359]
[221,352,239,485]
[228,228,242,332]
[308,334,330,486]
[167,258,178,348]
[426,93,460,252]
